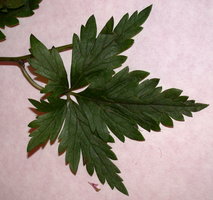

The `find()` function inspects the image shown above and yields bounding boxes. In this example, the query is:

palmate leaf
[0,0,41,41]
[27,5,208,195]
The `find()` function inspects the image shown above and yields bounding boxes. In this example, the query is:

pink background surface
[0,0,213,199]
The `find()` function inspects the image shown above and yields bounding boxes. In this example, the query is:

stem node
[0,43,73,90]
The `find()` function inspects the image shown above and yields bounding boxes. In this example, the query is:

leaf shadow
[0,61,52,157]
[27,65,48,85]
[0,62,48,88]
[0,37,6,42]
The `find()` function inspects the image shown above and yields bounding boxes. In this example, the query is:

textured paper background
[0,0,213,199]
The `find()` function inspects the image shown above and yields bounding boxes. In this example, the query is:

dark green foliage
[78,67,207,136]
[29,35,69,97]
[58,100,128,194]
[0,0,25,9]
[27,98,67,152]
[70,5,152,90]
[0,30,5,40]
[0,0,42,41]
[27,5,208,195]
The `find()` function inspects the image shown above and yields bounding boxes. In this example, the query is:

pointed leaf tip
[30,34,37,43]
[80,14,97,41]
[86,14,96,27]
[88,14,96,21]
[196,103,209,111]
[100,16,114,34]
[0,31,6,41]
[145,4,153,12]
[115,182,129,196]
[138,4,153,25]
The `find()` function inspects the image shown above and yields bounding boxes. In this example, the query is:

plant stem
[18,61,44,91]
[0,43,73,63]
[0,43,73,91]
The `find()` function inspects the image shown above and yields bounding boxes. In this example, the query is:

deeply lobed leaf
[78,67,208,139]
[58,100,128,195]
[27,98,67,152]
[28,98,128,195]
[70,5,152,90]
[29,35,69,97]
[27,5,208,196]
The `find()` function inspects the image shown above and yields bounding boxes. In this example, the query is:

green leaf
[77,67,208,137]
[2,0,25,9]
[59,101,128,194]
[27,68,207,195]
[0,30,5,40]
[70,5,152,90]
[0,0,42,40]
[27,6,208,195]
[58,101,128,195]
[27,98,67,152]
[29,35,69,97]
[29,99,128,195]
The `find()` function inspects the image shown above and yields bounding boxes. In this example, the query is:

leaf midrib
[72,103,119,185]
[75,92,197,108]
[71,32,121,89]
